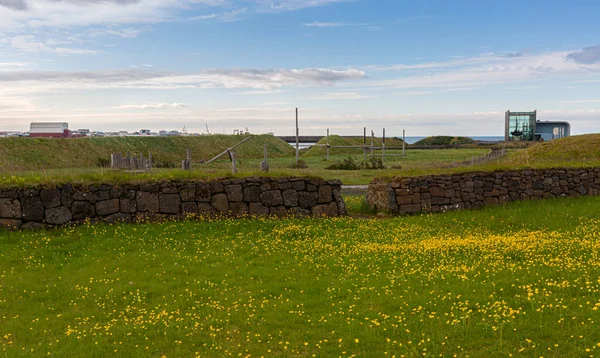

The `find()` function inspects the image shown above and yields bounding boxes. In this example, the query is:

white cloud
[88,27,148,38]
[0,67,366,97]
[302,21,379,30]
[112,102,187,109]
[561,99,600,104]
[308,91,371,100]
[256,0,352,13]
[10,35,96,54]
[0,0,352,30]
[303,21,345,28]
[358,50,600,91]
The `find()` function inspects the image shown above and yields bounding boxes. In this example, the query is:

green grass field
[0,148,491,186]
[2,197,600,357]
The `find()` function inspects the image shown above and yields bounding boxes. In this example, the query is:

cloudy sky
[1,0,600,136]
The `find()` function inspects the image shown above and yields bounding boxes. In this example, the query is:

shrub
[288,160,308,169]
[362,158,386,170]
[325,157,361,170]
[96,157,110,167]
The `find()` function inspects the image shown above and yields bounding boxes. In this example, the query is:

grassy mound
[0,135,294,172]
[503,134,600,167]
[303,135,405,156]
[414,136,475,146]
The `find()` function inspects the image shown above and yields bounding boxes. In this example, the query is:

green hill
[303,135,406,157]
[413,136,475,146]
[0,135,294,172]
[503,134,600,167]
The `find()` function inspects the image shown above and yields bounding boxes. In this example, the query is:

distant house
[504,110,570,141]
[29,122,70,138]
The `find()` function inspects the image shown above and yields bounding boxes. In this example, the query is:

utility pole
[382,128,386,162]
[402,129,406,158]
[295,108,299,164]
[363,127,367,163]
[326,128,330,161]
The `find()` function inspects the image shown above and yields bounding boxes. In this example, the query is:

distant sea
[402,136,504,144]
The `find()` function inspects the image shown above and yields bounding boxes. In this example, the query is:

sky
[1,0,600,137]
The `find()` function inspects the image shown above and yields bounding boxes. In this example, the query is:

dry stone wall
[0,177,346,230]
[367,168,600,215]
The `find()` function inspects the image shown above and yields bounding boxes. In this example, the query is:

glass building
[505,110,536,141]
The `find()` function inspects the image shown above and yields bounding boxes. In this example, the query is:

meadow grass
[0,148,491,186]
[2,197,600,357]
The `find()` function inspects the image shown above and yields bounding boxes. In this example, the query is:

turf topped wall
[367,167,600,215]
[0,177,346,229]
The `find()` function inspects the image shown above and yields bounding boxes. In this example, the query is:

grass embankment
[0,135,294,173]
[2,198,600,356]
[501,133,600,168]
[303,135,406,156]
[413,136,475,145]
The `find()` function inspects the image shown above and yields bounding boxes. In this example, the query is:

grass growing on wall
[1,197,600,356]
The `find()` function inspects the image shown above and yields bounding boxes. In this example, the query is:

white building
[29,122,69,138]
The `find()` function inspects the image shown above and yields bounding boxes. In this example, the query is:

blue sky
[1,0,600,136]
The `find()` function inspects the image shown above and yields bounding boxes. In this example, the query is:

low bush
[325,157,386,170]
[325,157,361,170]
[96,157,110,167]
[288,160,308,169]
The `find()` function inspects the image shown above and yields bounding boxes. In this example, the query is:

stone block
[61,185,73,206]
[0,198,21,219]
[269,206,288,218]
[225,185,243,202]
[292,180,306,191]
[136,192,159,213]
[45,206,72,225]
[243,186,261,203]
[210,181,224,193]
[21,196,44,222]
[73,191,97,203]
[230,202,249,217]
[196,183,211,202]
[260,190,283,207]
[181,202,198,214]
[96,199,120,216]
[159,194,181,214]
[95,191,110,202]
[249,203,269,216]
[161,186,178,194]
[400,204,422,215]
[288,207,311,217]
[430,186,445,197]
[120,198,137,213]
[318,185,333,204]
[484,197,499,206]
[211,193,229,213]
[72,201,96,220]
[0,190,18,199]
[40,189,61,208]
[431,197,450,205]
[282,189,299,207]
[140,184,159,192]
[179,186,196,202]
[198,203,217,216]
